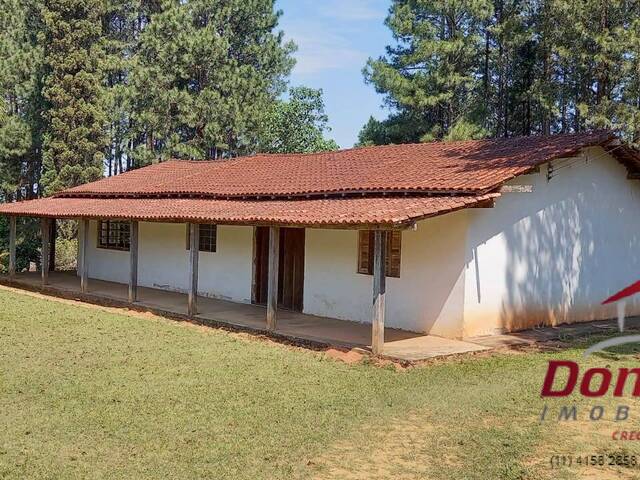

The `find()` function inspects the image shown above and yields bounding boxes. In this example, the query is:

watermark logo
[583,280,640,357]
[538,281,640,446]
[540,280,640,398]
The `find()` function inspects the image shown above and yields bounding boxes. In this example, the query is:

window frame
[97,220,131,251]
[186,223,218,253]
[357,230,401,278]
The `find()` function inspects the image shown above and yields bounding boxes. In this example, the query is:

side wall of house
[83,222,254,304]
[463,146,640,337]
[303,211,468,337]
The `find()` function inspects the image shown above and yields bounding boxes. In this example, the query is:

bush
[55,237,77,271]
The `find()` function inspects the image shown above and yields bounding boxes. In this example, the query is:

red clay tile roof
[1,132,636,227]
[0,195,499,228]
[57,131,628,199]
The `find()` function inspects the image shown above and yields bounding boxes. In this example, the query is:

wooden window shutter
[386,231,401,278]
[357,230,373,275]
[357,230,401,278]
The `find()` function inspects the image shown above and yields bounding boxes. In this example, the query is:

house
[1,131,640,355]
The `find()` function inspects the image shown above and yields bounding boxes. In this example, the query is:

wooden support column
[128,221,139,302]
[49,219,57,272]
[266,226,280,331]
[372,230,387,355]
[41,218,51,286]
[79,219,89,293]
[8,216,16,278]
[188,223,199,316]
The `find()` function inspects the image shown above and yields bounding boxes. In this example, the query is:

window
[357,230,401,278]
[98,220,130,251]
[186,224,217,253]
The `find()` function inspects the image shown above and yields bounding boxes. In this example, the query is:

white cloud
[285,24,368,75]
[277,0,387,75]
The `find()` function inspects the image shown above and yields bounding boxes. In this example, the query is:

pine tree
[363,0,493,142]
[552,0,640,140]
[0,0,43,271]
[103,0,142,176]
[129,0,295,163]
[361,0,640,145]
[40,0,107,195]
[0,0,44,201]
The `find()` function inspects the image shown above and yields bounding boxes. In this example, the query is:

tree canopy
[0,0,301,202]
[361,0,640,145]
[129,0,296,162]
[0,0,336,270]
[258,86,339,154]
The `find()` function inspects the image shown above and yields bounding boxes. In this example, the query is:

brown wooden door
[254,227,305,311]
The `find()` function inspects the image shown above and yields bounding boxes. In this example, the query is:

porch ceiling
[0,194,499,229]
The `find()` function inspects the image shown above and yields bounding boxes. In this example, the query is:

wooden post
[80,219,89,293]
[266,226,280,331]
[8,216,16,278]
[129,221,139,302]
[372,230,387,355]
[41,218,51,286]
[49,219,56,272]
[188,223,199,316]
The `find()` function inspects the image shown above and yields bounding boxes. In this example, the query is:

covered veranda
[0,270,490,361]
[0,195,495,361]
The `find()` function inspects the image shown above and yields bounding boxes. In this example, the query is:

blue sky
[276,0,393,148]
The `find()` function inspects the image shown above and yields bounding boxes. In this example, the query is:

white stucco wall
[463,147,640,337]
[303,212,468,337]
[83,221,254,303]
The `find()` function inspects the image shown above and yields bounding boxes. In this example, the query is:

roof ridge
[52,130,631,200]
[56,188,492,200]
[165,130,616,161]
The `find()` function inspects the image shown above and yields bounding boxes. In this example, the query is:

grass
[1,288,640,479]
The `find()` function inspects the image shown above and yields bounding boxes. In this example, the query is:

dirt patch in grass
[323,348,365,364]
[306,409,435,480]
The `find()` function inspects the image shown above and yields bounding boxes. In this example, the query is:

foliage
[363,0,492,144]
[39,0,108,195]
[358,111,435,146]
[258,86,339,153]
[54,219,77,270]
[54,237,78,271]
[361,0,640,145]
[128,0,296,163]
[102,0,148,175]
[0,0,44,201]
[0,216,41,273]
[0,0,302,267]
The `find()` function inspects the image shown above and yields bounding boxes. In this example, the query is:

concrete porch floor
[0,271,491,362]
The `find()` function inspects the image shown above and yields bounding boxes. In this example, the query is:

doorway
[254,227,305,312]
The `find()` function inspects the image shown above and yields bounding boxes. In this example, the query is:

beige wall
[303,212,468,337]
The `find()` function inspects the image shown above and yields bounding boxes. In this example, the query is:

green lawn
[1,288,640,479]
